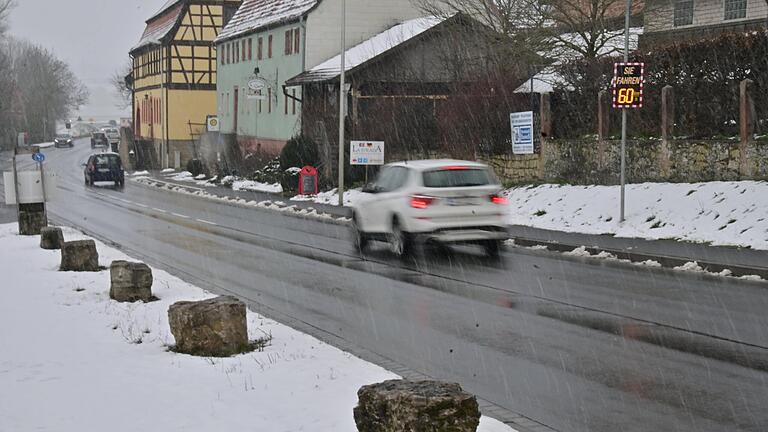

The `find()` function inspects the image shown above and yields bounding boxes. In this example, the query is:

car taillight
[490,194,508,204]
[410,195,435,209]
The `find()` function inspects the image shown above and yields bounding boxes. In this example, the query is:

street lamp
[337,0,346,207]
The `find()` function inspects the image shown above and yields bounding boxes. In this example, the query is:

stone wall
[490,139,768,185]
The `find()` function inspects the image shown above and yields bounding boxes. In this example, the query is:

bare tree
[0,0,15,35]
[111,60,133,110]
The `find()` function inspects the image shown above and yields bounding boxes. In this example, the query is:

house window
[294,28,301,54]
[724,0,747,20]
[673,0,694,26]
[226,44,231,64]
[235,41,240,63]
[268,35,273,58]
[258,37,263,60]
[248,38,253,60]
[242,39,247,61]
[285,30,292,55]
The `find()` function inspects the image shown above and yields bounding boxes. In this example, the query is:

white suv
[352,160,509,257]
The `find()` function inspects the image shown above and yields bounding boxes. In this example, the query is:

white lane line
[151,207,168,213]
[196,218,218,226]
[171,212,191,219]
[135,203,149,208]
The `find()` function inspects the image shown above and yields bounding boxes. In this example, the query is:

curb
[512,237,768,280]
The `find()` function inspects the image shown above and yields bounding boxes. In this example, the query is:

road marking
[151,207,168,213]
[135,203,149,208]
[171,212,191,219]
[196,218,218,226]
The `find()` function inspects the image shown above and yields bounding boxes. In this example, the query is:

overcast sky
[9,0,169,121]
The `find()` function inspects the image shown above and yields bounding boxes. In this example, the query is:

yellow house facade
[130,0,241,168]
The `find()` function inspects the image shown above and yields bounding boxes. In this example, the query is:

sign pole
[12,149,20,227]
[337,0,346,207]
[619,0,632,223]
[38,158,48,225]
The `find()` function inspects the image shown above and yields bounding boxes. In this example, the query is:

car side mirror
[361,183,378,194]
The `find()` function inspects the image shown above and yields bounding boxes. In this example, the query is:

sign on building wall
[206,115,220,132]
[350,141,385,165]
[247,77,269,100]
[510,111,534,155]
[613,62,644,109]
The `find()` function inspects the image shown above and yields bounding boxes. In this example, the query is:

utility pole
[337,0,346,207]
[619,0,632,222]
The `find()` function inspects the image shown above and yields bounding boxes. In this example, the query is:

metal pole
[337,0,346,207]
[620,0,632,223]
[39,159,48,226]
[12,149,20,229]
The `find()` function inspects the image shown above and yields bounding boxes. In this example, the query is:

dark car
[84,153,125,188]
[54,133,74,148]
[91,132,108,148]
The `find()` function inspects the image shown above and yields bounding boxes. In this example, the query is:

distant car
[103,128,119,145]
[352,160,509,258]
[84,152,125,188]
[54,133,74,148]
[91,132,109,148]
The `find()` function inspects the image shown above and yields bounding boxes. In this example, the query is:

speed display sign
[613,62,644,109]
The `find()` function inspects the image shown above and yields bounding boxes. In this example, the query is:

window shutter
[294,28,300,54]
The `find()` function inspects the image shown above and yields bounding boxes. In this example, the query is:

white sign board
[3,170,57,205]
[206,116,220,132]
[350,141,385,165]
[247,77,268,100]
[510,111,534,155]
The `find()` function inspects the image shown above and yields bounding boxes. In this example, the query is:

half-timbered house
[130,0,241,168]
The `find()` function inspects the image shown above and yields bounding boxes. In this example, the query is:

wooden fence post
[659,85,674,178]
[539,92,552,180]
[739,79,754,177]
[597,90,610,169]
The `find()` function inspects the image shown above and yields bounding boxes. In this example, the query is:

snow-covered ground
[292,188,366,207]
[504,181,768,250]
[0,224,512,432]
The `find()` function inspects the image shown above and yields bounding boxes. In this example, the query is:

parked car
[84,152,125,188]
[352,160,509,258]
[54,133,74,148]
[103,127,120,146]
[91,132,109,148]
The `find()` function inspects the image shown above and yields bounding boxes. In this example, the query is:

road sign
[613,62,644,109]
[32,152,45,163]
[206,115,220,132]
[350,141,384,165]
[510,111,534,155]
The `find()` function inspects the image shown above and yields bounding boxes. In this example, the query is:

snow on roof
[150,0,182,21]
[216,0,318,43]
[287,16,444,84]
[133,2,184,51]
[515,27,643,94]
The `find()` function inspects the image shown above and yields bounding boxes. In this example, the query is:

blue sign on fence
[32,152,45,163]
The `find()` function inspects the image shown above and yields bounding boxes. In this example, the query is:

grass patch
[533,209,547,217]
[650,220,663,229]
[168,332,273,358]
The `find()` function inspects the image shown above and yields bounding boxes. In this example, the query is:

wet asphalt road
[18,141,768,432]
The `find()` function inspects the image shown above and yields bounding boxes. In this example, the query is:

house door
[233,86,239,133]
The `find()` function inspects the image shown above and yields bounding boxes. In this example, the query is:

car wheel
[352,213,369,253]
[388,217,412,258]
[483,240,502,258]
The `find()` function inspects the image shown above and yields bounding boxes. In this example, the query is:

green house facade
[215,0,424,157]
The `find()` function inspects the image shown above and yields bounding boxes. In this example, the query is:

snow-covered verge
[504,181,768,250]
[292,188,366,207]
[0,224,511,432]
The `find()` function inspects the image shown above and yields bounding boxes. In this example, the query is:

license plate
[446,197,476,206]
[98,168,109,173]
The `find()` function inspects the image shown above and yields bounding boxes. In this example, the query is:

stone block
[40,227,64,250]
[110,260,153,302]
[18,203,47,236]
[60,240,99,272]
[168,296,249,357]
[354,380,481,432]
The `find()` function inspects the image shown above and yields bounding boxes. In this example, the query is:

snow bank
[292,188,366,207]
[504,181,768,250]
[0,224,512,432]
[232,179,283,194]
[130,170,149,177]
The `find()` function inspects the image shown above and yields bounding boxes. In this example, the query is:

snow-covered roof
[133,2,184,51]
[287,16,444,84]
[149,0,182,21]
[515,27,643,94]
[216,0,318,43]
